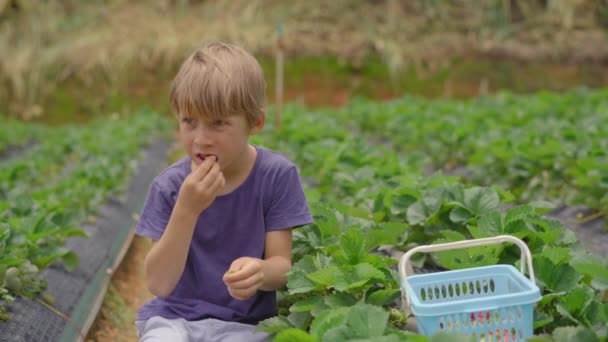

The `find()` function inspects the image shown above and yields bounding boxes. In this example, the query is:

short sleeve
[135,181,173,240]
[265,166,313,231]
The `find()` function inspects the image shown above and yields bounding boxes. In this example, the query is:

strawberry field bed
[2,88,607,341]
[250,91,608,341]
[0,111,171,341]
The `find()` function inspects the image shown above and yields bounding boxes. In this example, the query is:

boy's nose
[192,124,213,145]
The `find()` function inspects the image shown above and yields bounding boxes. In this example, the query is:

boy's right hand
[176,156,225,214]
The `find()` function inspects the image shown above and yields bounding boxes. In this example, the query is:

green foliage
[0,110,172,320]
[256,93,608,340]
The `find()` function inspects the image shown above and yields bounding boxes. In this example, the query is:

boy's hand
[223,257,264,301]
[177,156,225,215]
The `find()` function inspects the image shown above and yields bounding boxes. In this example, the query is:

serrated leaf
[346,304,389,338]
[365,222,405,250]
[366,288,400,306]
[534,256,581,293]
[334,263,385,291]
[477,210,503,236]
[324,292,357,308]
[449,206,472,223]
[274,328,318,342]
[541,246,572,265]
[463,187,499,216]
[340,228,367,265]
[572,261,608,291]
[430,332,477,342]
[551,326,599,342]
[406,201,428,226]
[287,269,317,295]
[505,205,535,224]
[256,316,293,334]
[529,200,556,214]
[287,312,312,330]
[290,296,324,313]
[556,286,594,325]
[309,307,349,341]
[307,266,339,287]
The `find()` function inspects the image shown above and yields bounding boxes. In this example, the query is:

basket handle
[399,235,536,304]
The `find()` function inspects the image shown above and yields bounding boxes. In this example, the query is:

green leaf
[365,222,405,250]
[309,307,349,341]
[572,261,608,291]
[287,269,317,295]
[534,256,582,293]
[256,316,293,334]
[286,312,311,330]
[345,304,389,338]
[333,263,385,292]
[310,203,341,239]
[528,200,556,214]
[551,326,599,342]
[290,296,324,313]
[541,246,572,265]
[448,206,472,223]
[406,188,444,225]
[339,228,367,265]
[430,332,477,342]
[274,328,318,342]
[463,187,499,216]
[366,288,401,306]
[505,205,535,224]
[61,251,79,272]
[406,201,428,226]
[492,185,515,203]
[477,210,503,236]
[307,266,339,287]
[556,286,595,325]
[324,292,357,308]
[348,336,402,342]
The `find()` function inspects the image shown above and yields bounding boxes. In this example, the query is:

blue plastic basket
[399,235,541,341]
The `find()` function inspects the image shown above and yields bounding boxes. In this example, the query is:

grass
[2,0,608,121]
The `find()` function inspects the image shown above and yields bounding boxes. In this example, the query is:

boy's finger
[191,156,217,181]
[208,172,225,194]
[196,163,222,189]
[223,268,245,283]
[226,275,262,290]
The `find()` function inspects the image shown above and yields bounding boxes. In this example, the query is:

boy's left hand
[223,257,265,301]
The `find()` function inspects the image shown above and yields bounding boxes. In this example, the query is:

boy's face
[178,112,264,175]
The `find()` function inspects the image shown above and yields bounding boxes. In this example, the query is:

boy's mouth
[196,153,218,162]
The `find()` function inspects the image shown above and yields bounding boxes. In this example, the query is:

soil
[86,237,152,342]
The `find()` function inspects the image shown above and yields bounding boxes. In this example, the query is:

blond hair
[170,42,266,127]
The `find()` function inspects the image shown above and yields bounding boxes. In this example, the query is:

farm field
[2,91,606,341]
[2,1,608,341]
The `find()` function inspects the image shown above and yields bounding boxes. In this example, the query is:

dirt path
[86,237,152,342]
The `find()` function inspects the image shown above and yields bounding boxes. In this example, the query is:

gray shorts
[135,316,270,342]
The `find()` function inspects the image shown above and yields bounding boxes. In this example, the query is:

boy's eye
[182,117,195,124]
[213,120,227,126]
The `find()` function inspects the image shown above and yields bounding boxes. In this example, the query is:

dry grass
[86,236,153,342]
[1,0,607,119]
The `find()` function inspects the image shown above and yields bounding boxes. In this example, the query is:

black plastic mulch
[0,139,170,342]
[546,205,607,258]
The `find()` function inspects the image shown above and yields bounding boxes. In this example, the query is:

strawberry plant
[254,99,608,340]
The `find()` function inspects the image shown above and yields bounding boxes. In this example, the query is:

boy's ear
[249,112,266,135]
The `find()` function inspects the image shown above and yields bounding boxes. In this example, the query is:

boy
[134,42,313,341]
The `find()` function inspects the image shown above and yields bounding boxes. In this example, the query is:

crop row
[252,100,608,341]
[313,89,608,210]
[0,110,171,321]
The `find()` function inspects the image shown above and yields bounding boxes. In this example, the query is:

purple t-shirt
[135,145,313,324]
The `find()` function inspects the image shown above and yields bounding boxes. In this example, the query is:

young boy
[134,42,313,341]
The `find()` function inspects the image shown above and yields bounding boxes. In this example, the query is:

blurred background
[2,0,608,123]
